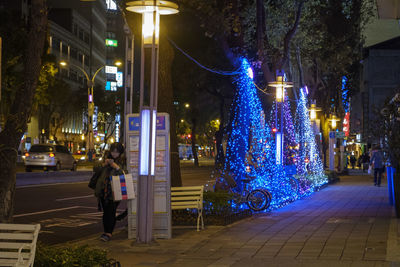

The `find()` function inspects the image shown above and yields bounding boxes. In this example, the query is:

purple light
[88,94,93,102]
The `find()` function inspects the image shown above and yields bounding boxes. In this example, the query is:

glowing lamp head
[272,128,278,133]
[59,61,67,67]
[268,74,293,103]
[310,103,317,120]
[330,114,339,129]
[126,1,179,45]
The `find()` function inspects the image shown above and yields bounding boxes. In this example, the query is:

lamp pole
[268,72,292,166]
[126,0,178,244]
[60,62,120,154]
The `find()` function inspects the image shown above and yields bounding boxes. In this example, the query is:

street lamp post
[328,113,340,171]
[60,61,121,155]
[126,0,178,244]
[268,72,293,166]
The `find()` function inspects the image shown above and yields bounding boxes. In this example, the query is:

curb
[17,171,93,178]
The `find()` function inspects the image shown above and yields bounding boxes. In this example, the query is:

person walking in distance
[94,142,126,242]
[370,146,384,187]
[350,154,356,169]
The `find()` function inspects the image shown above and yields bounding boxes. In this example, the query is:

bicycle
[219,174,272,211]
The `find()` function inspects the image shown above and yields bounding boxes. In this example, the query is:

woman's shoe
[100,234,111,242]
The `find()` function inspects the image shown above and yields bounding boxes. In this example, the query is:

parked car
[73,150,87,162]
[24,144,77,172]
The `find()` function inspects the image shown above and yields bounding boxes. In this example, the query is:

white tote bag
[111,172,136,201]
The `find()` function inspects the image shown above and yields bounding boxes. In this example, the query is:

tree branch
[278,0,305,71]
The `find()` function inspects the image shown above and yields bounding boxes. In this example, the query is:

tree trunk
[158,32,182,186]
[0,0,47,222]
[190,117,199,167]
[256,0,274,83]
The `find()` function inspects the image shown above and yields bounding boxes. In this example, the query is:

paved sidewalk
[72,174,400,266]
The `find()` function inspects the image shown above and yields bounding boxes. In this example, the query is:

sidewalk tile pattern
[74,175,400,266]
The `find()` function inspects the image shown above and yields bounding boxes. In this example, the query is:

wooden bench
[0,223,40,267]
[171,186,204,231]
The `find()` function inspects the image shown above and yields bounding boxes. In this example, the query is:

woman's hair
[109,142,124,155]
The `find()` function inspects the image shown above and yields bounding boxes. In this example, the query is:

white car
[24,144,77,172]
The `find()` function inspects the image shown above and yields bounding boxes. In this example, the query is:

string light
[224,58,299,210]
[168,38,241,76]
[295,88,328,188]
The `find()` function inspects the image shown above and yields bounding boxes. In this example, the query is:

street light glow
[142,11,160,45]
[59,61,67,67]
[185,103,190,108]
[268,75,293,103]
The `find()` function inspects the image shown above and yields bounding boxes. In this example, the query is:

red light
[305,158,309,163]
[272,128,278,133]
[49,153,55,158]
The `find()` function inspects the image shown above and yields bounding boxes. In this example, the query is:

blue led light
[223,58,300,210]
[295,89,328,188]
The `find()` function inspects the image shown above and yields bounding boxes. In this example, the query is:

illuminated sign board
[106,0,117,10]
[343,112,350,137]
[105,81,117,91]
[105,65,117,74]
[116,72,123,87]
[105,39,118,47]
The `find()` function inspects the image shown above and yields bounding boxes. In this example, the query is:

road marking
[17,181,88,189]
[14,206,81,218]
[56,195,93,201]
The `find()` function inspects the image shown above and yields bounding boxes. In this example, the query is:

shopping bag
[368,165,372,175]
[111,172,136,201]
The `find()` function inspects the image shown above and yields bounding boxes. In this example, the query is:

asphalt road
[13,160,215,244]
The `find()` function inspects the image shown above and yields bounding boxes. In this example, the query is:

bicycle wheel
[288,176,300,197]
[246,189,272,211]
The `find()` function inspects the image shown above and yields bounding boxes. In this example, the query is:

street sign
[105,39,118,47]
[335,131,345,139]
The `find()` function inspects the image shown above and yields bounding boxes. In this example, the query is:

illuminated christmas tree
[224,59,297,208]
[295,89,327,187]
[224,58,275,191]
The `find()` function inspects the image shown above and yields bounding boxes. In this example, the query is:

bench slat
[172,206,200,210]
[171,186,203,190]
[0,243,31,250]
[0,233,34,240]
[172,203,201,209]
[0,258,20,266]
[0,224,37,231]
[171,196,201,200]
[171,193,202,196]
[0,251,30,260]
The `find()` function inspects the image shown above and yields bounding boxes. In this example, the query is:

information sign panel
[126,113,171,239]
